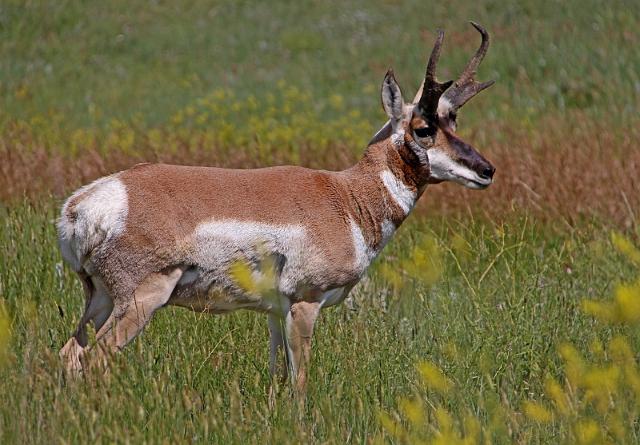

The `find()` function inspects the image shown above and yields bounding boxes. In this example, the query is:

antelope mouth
[453,172,493,190]
[466,177,493,189]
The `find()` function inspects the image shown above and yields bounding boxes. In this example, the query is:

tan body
[59,23,497,392]
[59,142,422,388]
[100,153,413,305]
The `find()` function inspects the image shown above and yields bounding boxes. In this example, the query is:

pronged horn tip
[457,22,490,84]
[441,22,495,112]
[470,21,488,37]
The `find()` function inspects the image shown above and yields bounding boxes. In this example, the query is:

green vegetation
[378,232,640,444]
[1,204,638,443]
[1,0,638,135]
[1,0,639,443]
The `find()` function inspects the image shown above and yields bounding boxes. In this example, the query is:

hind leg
[85,268,183,369]
[60,274,114,373]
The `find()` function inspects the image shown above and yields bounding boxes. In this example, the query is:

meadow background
[1,0,639,443]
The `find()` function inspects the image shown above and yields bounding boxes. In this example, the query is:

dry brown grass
[1,111,638,228]
[423,112,640,228]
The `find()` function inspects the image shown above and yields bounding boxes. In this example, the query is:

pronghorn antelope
[58,23,496,391]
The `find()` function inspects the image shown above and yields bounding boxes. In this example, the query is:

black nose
[480,165,495,180]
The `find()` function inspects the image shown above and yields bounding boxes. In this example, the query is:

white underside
[186,220,308,301]
[171,219,365,315]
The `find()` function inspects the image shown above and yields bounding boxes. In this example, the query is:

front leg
[285,301,321,394]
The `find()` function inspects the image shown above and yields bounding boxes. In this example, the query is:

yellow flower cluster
[0,82,375,161]
[379,233,443,294]
[378,233,640,444]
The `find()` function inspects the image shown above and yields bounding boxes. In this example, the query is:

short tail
[57,174,128,272]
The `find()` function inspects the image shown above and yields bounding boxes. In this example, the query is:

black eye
[414,126,435,138]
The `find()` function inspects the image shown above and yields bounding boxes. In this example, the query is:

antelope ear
[381,69,404,121]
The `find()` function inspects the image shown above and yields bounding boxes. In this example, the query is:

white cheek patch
[428,148,487,188]
[427,148,460,179]
[380,170,417,215]
[58,175,128,271]
[407,139,430,166]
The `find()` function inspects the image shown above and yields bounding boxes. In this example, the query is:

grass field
[2,205,638,443]
[1,1,640,443]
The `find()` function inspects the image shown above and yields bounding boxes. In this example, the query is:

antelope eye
[414,126,435,138]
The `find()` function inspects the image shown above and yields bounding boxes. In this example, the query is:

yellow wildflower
[416,361,453,393]
[522,400,553,423]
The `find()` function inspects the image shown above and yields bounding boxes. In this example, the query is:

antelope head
[381,22,496,189]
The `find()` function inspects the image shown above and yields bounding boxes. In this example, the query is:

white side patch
[57,175,128,271]
[191,220,307,296]
[380,170,417,215]
[193,221,306,253]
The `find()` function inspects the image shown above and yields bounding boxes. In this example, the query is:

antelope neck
[338,137,426,253]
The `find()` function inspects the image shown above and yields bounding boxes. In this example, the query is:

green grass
[1,0,638,133]
[0,203,637,443]
[1,1,640,443]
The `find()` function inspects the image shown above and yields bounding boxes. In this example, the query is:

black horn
[441,22,495,113]
[418,30,453,119]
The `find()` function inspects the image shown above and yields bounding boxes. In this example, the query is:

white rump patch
[380,170,417,215]
[57,175,128,271]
